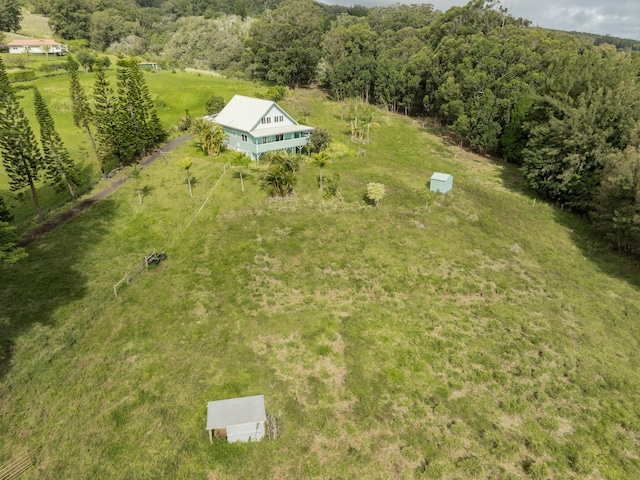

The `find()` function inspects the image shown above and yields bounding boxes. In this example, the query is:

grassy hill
[1,84,640,478]
[0,69,271,226]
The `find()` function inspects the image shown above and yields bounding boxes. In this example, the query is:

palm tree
[128,164,143,204]
[179,156,193,197]
[310,151,331,194]
[261,152,299,197]
[190,119,227,156]
[231,152,247,192]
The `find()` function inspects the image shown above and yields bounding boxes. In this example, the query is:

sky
[321,0,640,41]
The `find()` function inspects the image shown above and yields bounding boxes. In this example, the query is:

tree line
[0,55,165,262]
[248,0,640,255]
[3,0,640,254]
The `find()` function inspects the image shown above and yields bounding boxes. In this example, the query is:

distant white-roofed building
[209,95,313,161]
[7,39,68,56]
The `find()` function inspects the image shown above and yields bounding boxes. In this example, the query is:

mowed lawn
[1,87,640,479]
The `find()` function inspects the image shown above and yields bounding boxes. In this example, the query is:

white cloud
[319,0,640,40]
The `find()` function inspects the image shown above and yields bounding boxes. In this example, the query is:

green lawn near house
[1,87,640,479]
[0,69,268,226]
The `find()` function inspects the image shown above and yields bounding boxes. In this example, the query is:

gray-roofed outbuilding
[206,395,266,443]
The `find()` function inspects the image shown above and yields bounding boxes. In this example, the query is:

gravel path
[19,134,193,246]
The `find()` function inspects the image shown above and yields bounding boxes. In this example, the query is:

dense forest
[3,0,640,254]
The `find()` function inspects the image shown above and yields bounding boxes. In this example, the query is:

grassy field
[0,68,270,226]
[1,85,640,479]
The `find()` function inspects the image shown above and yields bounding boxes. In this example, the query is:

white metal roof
[431,172,452,181]
[206,394,266,430]
[215,95,278,132]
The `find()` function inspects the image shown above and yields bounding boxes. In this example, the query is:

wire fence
[0,450,34,480]
[113,159,230,298]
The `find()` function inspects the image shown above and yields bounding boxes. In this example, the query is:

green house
[208,95,313,162]
[430,172,453,193]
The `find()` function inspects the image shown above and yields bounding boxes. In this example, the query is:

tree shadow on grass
[551,206,640,290]
[0,198,118,380]
[140,185,154,198]
[491,157,640,290]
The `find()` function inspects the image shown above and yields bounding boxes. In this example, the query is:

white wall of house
[253,105,296,132]
[8,45,66,55]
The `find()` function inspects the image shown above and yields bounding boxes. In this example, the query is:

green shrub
[261,85,287,101]
[205,95,225,115]
[366,182,385,206]
[8,70,36,83]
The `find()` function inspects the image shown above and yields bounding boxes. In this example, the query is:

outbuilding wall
[226,421,265,443]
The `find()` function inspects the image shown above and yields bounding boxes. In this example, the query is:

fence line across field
[113,249,161,297]
[183,160,230,232]
[113,160,231,298]
[0,450,34,480]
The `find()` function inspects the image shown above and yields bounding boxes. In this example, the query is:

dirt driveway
[19,134,193,246]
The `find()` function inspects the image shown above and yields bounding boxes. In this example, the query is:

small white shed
[206,394,266,443]
[430,172,453,194]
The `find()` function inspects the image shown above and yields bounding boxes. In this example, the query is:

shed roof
[7,39,62,47]
[206,395,266,430]
[431,172,452,182]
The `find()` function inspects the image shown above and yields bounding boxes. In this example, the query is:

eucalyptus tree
[245,0,325,87]
[323,17,378,102]
[0,0,23,33]
[33,88,80,202]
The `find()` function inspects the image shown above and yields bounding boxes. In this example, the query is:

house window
[242,134,248,142]
[274,115,284,123]
[261,117,272,124]
[262,137,269,144]
[275,134,284,141]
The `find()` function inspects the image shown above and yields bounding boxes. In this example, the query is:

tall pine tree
[33,88,80,202]
[93,59,165,168]
[0,58,45,221]
[93,63,134,167]
[68,56,104,178]
[0,196,12,222]
[115,57,166,158]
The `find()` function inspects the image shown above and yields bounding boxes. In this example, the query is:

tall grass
[1,88,640,479]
